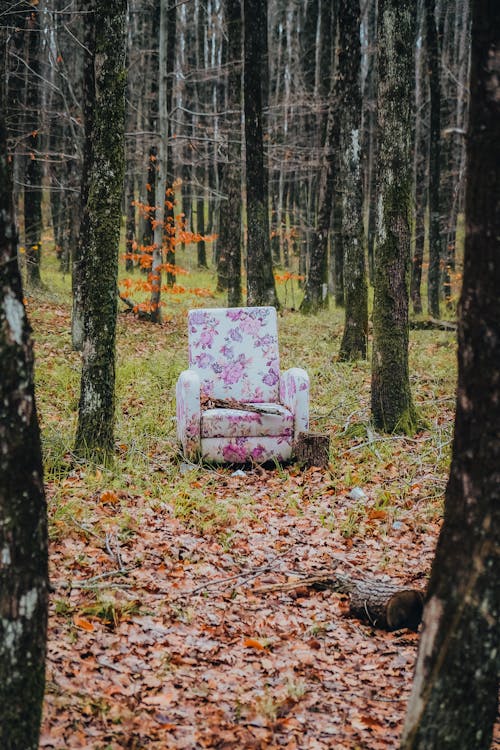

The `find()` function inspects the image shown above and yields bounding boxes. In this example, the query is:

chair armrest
[176,370,201,460]
[279,367,309,438]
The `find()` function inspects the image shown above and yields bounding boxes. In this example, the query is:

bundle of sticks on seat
[200,394,283,415]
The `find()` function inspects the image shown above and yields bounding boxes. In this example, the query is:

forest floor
[26,256,495,749]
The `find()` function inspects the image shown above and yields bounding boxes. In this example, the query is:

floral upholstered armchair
[176,306,309,463]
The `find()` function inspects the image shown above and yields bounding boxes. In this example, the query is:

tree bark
[24,3,43,287]
[411,0,428,316]
[293,432,330,469]
[402,3,500,746]
[425,0,441,318]
[244,0,279,307]
[0,36,49,748]
[337,0,368,360]
[75,0,127,459]
[218,0,243,306]
[371,0,418,434]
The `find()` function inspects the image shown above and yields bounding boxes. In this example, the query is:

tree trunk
[125,173,135,272]
[338,0,368,360]
[371,0,418,435]
[164,1,177,289]
[72,0,95,352]
[361,0,377,286]
[411,0,428,316]
[299,104,334,314]
[218,0,243,307]
[244,0,279,307]
[24,3,43,287]
[425,0,441,318]
[402,4,500,747]
[0,41,49,749]
[75,0,127,459]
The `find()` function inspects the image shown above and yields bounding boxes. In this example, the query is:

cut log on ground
[294,432,330,468]
[256,572,425,631]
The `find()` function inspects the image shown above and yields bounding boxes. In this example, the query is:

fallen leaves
[72,615,95,632]
[28,296,482,749]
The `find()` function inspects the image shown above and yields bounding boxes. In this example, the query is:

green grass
[26,230,457,545]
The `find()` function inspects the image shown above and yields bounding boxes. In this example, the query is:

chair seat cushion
[201,403,294,439]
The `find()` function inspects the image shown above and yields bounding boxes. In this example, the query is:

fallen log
[256,572,425,631]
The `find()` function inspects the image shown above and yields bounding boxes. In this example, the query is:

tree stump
[294,432,330,468]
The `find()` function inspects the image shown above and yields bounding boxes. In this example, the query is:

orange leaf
[100,489,119,504]
[73,615,95,632]
[368,509,388,521]
[243,637,267,651]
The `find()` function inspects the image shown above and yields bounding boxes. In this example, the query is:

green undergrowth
[27,244,457,546]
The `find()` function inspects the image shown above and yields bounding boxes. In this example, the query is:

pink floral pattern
[201,436,293,464]
[177,306,309,463]
[188,307,280,402]
[201,403,294,439]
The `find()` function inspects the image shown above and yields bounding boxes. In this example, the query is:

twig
[170,547,298,601]
[105,532,126,572]
[56,569,131,590]
[69,515,103,541]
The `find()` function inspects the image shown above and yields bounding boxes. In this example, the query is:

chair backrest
[188,307,280,402]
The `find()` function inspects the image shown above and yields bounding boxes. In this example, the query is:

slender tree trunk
[362,0,377,285]
[299,1,337,314]
[425,0,441,318]
[24,4,43,287]
[371,0,418,434]
[299,103,335,314]
[164,1,177,288]
[332,148,344,307]
[411,0,428,316]
[338,0,367,360]
[402,4,499,745]
[244,0,278,307]
[218,0,243,306]
[0,38,49,748]
[75,0,127,459]
[125,172,135,272]
[150,0,168,323]
[72,0,94,352]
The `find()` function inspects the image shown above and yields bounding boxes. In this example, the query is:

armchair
[176,306,309,463]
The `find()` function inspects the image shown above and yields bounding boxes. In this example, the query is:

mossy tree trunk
[402,4,500,746]
[338,0,368,360]
[0,39,49,749]
[371,0,418,434]
[244,0,279,307]
[72,0,95,352]
[75,0,127,459]
[218,0,243,307]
